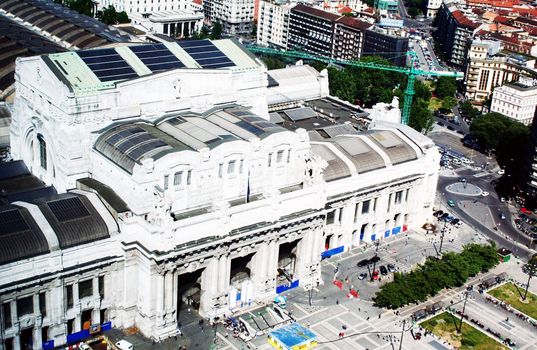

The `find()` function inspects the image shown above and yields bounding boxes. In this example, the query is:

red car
[372,271,379,280]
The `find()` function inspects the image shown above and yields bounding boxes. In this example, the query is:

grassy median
[421,312,507,350]
[489,282,537,320]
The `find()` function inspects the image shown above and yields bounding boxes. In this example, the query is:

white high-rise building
[491,79,537,125]
[203,0,256,35]
[425,0,442,18]
[257,0,295,49]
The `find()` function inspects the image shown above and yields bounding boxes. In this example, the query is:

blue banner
[102,321,112,331]
[392,226,401,235]
[43,340,54,350]
[67,329,90,344]
[384,230,390,238]
[276,280,299,294]
[371,234,377,241]
[321,246,344,259]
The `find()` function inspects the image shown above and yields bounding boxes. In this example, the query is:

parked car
[451,218,460,226]
[433,210,444,217]
[358,272,368,280]
[481,191,489,197]
[499,213,506,220]
[440,213,450,221]
[372,270,379,280]
[387,263,397,272]
[447,200,456,207]
[357,259,369,267]
[380,265,388,275]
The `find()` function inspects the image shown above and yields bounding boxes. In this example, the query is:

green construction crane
[246,46,464,126]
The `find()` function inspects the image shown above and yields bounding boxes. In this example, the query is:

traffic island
[420,312,507,350]
[488,282,537,320]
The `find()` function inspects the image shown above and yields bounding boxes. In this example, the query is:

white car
[481,191,489,197]
[498,169,505,175]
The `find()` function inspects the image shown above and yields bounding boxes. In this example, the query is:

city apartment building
[491,78,537,125]
[287,4,371,60]
[257,0,294,49]
[203,0,256,35]
[435,1,480,66]
[363,26,409,66]
[425,0,442,18]
[0,39,439,349]
[465,39,536,102]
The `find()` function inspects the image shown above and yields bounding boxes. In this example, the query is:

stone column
[200,257,219,317]
[154,272,165,327]
[73,282,80,332]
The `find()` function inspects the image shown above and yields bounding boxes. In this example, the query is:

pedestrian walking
[345,275,349,283]
[336,298,339,305]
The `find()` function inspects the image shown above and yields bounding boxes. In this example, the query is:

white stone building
[0,39,440,350]
[130,11,204,38]
[490,79,537,125]
[203,0,256,35]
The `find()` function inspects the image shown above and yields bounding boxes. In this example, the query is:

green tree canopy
[96,6,130,25]
[435,76,457,99]
[459,100,480,120]
[441,96,457,111]
[56,0,94,16]
[210,22,222,40]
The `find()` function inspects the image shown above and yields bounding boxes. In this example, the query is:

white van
[115,340,133,350]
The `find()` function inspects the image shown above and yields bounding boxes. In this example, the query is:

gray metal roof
[94,107,287,173]
[331,136,386,173]
[367,130,417,165]
[311,144,352,182]
[34,193,110,249]
[0,204,50,264]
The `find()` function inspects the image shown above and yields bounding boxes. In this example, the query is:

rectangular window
[373,197,378,212]
[326,210,335,224]
[395,190,403,204]
[219,163,223,178]
[163,175,169,190]
[98,276,105,299]
[66,285,73,309]
[42,326,49,342]
[39,292,46,317]
[228,160,236,174]
[354,202,360,222]
[16,296,33,318]
[79,279,93,299]
[38,135,47,170]
[338,208,343,223]
[239,160,244,174]
[287,150,291,163]
[173,171,183,187]
[276,150,284,162]
[2,302,11,329]
[186,170,191,185]
[405,189,409,202]
[388,193,393,212]
[362,200,370,214]
[268,153,273,167]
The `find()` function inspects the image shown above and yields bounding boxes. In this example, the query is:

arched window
[37,134,47,170]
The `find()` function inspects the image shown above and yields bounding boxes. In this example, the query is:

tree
[459,101,480,120]
[441,96,457,111]
[409,98,434,133]
[435,76,457,99]
[210,22,222,40]
[56,0,94,16]
[96,6,130,25]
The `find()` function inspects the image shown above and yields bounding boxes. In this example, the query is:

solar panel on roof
[0,209,29,235]
[126,140,168,160]
[77,48,138,82]
[105,127,145,146]
[284,107,317,122]
[236,121,264,136]
[129,44,185,73]
[178,40,234,69]
[47,197,90,222]
[256,122,277,129]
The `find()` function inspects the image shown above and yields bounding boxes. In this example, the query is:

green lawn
[421,312,507,350]
[489,282,537,320]
[429,97,442,111]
